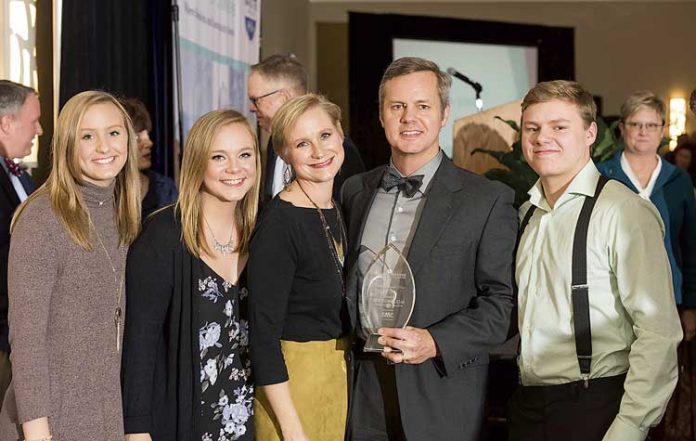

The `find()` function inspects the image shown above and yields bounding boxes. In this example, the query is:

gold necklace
[296,182,347,294]
[89,216,125,352]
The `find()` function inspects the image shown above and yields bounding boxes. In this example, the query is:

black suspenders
[518,175,610,387]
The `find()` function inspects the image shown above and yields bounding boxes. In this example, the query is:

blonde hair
[176,109,260,257]
[270,93,343,160]
[620,90,666,124]
[12,90,141,249]
[522,80,597,128]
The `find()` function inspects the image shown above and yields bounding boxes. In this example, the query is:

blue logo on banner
[245,17,256,40]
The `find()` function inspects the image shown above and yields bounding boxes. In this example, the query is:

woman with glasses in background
[597,93,696,438]
[598,91,696,325]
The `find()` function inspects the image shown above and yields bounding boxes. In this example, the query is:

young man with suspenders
[509,80,682,441]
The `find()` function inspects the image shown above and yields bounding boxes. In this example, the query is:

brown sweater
[0,182,127,441]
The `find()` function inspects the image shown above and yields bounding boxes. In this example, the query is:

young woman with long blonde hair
[121,109,260,441]
[0,90,141,440]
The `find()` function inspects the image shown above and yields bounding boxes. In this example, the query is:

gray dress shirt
[357,151,443,337]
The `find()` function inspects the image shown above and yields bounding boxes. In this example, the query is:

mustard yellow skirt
[254,338,350,441]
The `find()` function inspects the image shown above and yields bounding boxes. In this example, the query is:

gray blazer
[342,156,518,440]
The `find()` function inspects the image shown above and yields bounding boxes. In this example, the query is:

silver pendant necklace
[204,216,236,256]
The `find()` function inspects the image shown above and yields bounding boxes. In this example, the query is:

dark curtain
[59,0,175,177]
[149,1,176,178]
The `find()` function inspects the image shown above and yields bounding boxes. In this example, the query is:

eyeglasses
[623,121,664,133]
[249,89,281,107]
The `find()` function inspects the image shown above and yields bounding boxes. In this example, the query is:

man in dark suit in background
[247,54,364,203]
[341,57,517,440]
[0,80,41,407]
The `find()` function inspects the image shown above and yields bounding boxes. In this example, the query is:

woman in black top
[121,109,261,441]
[248,94,349,440]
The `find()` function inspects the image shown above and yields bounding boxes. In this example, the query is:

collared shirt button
[397,206,404,213]
[390,235,397,242]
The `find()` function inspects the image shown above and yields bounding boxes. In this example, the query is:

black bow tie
[381,168,424,198]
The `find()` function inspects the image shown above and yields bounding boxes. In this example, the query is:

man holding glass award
[341,57,518,441]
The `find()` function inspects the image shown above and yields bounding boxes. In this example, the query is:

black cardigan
[121,206,199,441]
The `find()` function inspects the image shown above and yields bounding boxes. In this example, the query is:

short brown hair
[118,97,152,133]
[271,93,342,160]
[378,57,452,113]
[250,54,307,94]
[522,80,597,127]
[620,90,666,124]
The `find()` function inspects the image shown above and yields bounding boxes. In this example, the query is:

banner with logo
[176,0,260,139]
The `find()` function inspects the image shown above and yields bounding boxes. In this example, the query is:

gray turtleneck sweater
[0,182,127,441]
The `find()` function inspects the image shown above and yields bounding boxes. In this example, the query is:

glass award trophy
[360,243,416,352]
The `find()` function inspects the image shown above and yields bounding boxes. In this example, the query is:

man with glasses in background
[597,91,696,342]
[247,54,364,204]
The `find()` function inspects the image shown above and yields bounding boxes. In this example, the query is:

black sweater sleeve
[121,209,177,434]
[247,206,298,386]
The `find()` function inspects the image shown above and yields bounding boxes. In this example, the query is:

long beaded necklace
[89,216,125,352]
[296,182,347,294]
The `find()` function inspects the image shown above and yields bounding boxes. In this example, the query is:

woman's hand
[261,382,309,441]
[21,417,50,440]
[681,309,696,341]
[125,434,152,441]
[281,428,311,441]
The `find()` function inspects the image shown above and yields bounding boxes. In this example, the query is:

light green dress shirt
[516,160,682,441]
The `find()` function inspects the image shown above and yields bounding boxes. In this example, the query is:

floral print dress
[196,259,253,441]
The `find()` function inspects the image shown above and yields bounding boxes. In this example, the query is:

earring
[282,164,294,188]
